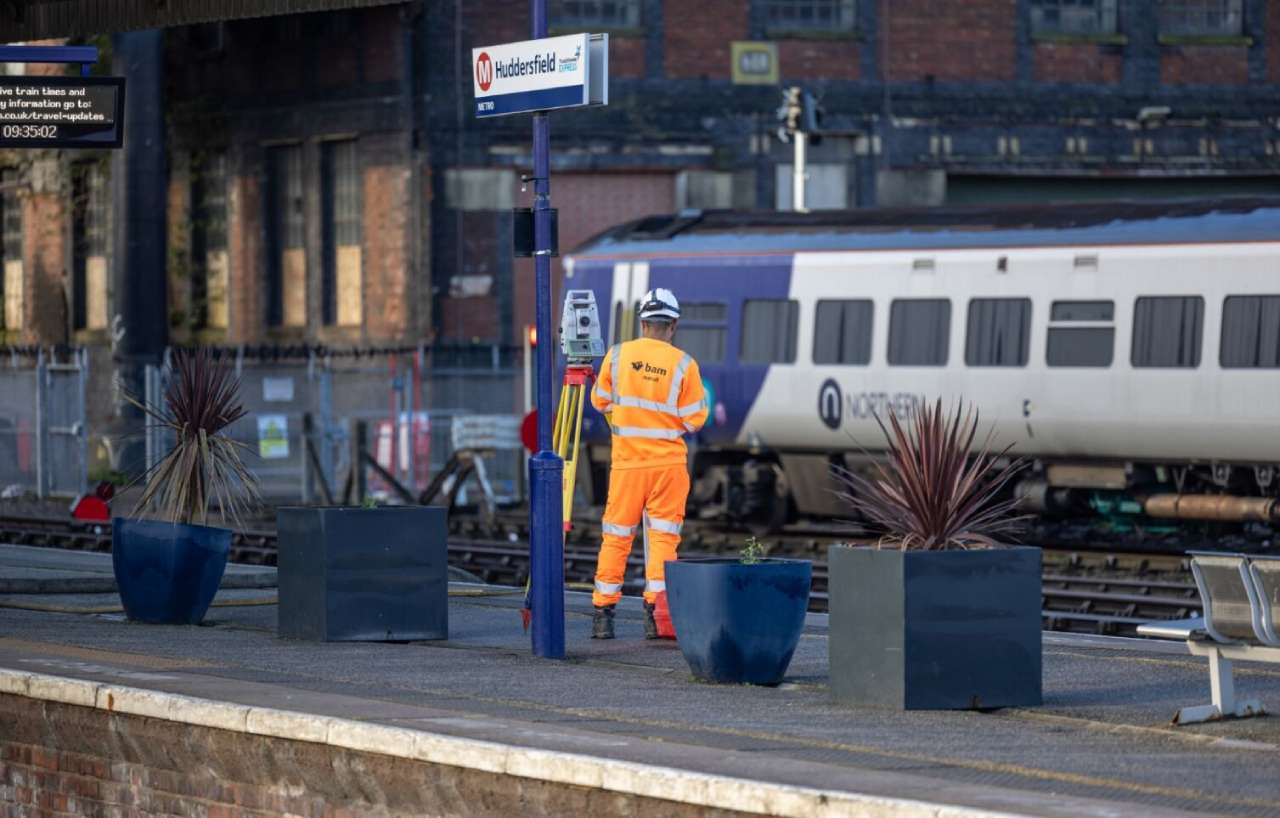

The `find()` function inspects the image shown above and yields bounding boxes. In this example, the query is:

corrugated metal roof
[1,0,409,42]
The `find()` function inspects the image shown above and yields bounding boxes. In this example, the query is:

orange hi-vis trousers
[592,463,690,607]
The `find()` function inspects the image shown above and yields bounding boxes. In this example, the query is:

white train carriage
[566,199,1280,527]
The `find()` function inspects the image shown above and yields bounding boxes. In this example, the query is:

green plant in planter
[129,348,261,525]
[739,536,766,565]
[112,348,261,625]
[826,399,1042,710]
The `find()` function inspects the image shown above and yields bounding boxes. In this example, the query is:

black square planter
[828,545,1042,710]
[276,506,448,641]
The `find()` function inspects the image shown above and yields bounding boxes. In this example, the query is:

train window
[813,300,872,365]
[1051,301,1112,322]
[1221,295,1280,368]
[888,299,950,366]
[966,298,1031,367]
[1047,300,1114,367]
[676,302,728,364]
[1132,296,1204,368]
[740,299,799,364]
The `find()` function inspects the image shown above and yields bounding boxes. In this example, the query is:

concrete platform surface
[1,545,1279,818]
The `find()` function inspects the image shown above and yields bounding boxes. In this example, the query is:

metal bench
[1136,552,1280,725]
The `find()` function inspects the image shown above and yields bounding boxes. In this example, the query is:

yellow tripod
[553,364,595,529]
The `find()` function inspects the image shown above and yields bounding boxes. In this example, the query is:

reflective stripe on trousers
[593,464,690,607]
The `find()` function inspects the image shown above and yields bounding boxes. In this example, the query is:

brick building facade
[0,0,1277,354]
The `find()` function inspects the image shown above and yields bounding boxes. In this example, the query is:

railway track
[0,512,1201,636]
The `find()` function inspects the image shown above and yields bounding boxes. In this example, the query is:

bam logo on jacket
[631,361,668,377]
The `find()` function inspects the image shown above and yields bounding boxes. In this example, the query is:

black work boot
[643,602,660,640]
[592,605,616,639]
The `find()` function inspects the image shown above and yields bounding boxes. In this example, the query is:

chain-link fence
[145,345,524,507]
[0,349,88,499]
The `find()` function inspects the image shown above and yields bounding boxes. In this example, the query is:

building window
[191,152,229,330]
[1047,300,1114,367]
[1030,0,1118,35]
[775,164,847,210]
[1158,0,1243,36]
[1220,296,1280,368]
[676,302,728,364]
[740,299,799,364]
[321,140,361,327]
[550,0,641,28]
[1,169,20,332]
[265,145,306,328]
[72,164,110,332]
[813,299,872,365]
[1132,296,1204,368]
[966,298,1031,367]
[764,0,856,33]
[888,299,950,366]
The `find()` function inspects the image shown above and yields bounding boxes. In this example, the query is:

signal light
[527,325,537,347]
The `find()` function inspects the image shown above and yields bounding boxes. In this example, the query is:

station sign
[732,41,778,85]
[0,76,125,149]
[472,33,608,118]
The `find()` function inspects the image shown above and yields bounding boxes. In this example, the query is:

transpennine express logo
[475,52,493,92]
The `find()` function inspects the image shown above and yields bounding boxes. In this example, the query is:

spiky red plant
[130,348,260,526]
[833,399,1027,550]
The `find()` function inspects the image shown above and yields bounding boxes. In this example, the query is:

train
[562,197,1280,532]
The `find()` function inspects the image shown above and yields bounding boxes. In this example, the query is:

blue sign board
[473,33,608,118]
[0,76,125,149]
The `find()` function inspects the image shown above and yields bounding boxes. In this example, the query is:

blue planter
[665,557,812,685]
[111,517,231,624]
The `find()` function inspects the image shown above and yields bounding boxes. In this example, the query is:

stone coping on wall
[0,664,1177,818]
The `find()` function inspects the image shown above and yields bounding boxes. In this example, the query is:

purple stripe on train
[572,256,793,447]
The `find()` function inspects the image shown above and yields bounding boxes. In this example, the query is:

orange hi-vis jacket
[590,337,709,468]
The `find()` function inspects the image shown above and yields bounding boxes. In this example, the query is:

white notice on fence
[263,377,295,402]
[258,415,289,460]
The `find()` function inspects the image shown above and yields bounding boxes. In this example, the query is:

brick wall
[1033,43,1122,84]
[226,171,261,344]
[1160,45,1249,85]
[610,34,647,79]
[23,170,66,345]
[512,172,675,340]
[1272,0,1280,83]
[664,0,749,79]
[779,39,860,81]
[885,0,1017,81]
[468,0,527,48]
[0,695,749,818]
[361,164,411,341]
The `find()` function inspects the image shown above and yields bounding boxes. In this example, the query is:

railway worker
[589,287,709,640]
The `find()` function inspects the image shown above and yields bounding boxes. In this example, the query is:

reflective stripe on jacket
[590,337,709,469]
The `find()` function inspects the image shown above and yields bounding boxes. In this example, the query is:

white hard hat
[638,288,680,321]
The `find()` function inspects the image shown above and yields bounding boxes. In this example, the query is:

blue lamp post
[528,0,566,659]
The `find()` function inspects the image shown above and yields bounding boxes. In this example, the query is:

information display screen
[0,76,125,149]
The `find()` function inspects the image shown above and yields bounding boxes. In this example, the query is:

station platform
[1,543,1278,818]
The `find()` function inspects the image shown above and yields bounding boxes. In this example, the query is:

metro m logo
[475,52,493,92]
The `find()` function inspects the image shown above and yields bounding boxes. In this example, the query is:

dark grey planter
[276,506,448,641]
[828,545,1041,710]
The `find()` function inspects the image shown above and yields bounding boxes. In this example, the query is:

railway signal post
[473,7,608,659]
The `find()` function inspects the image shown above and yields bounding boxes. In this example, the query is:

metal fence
[145,345,524,507]
[0,349,88,499]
